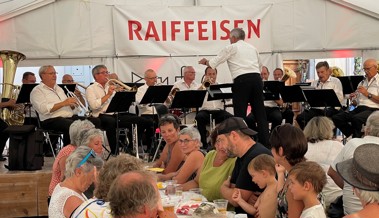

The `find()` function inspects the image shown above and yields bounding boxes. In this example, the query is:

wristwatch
[368,93,373,99]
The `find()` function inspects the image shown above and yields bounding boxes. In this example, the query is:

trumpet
[64,86,92,117]
[199,76,213,90]
[74,82,88,90]
[106,78,137,92]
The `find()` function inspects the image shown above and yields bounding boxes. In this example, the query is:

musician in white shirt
[86,65,154,155]
[296,61,343,129]
[332,58,379,138]
[135,69,168,116]
[172,66,199,91]
[199,28,269,146]
[195,67,233,149]
[30,65,100,146]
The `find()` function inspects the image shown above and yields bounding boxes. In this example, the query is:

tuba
[281,67,297,82]
[331,66,344,77]
[0,50,26,126]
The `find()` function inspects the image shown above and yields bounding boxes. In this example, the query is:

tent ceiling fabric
[0,0,379,81]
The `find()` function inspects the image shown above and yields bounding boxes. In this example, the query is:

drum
[169,109,183,117]
[180,112,197,126]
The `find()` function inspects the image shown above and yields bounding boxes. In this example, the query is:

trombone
[64,86,92,117]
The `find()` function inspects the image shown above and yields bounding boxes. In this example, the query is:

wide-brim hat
[217,117,257,136]
[336,143,379,191]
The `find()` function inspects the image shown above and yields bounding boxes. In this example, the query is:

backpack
[5,125,44,170]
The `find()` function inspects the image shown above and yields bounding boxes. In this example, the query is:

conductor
[198,28,269,147]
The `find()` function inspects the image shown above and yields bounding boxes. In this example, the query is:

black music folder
[263,81,285,101]
[280,86,307,103]
[171,90,207,109]
[337,75,365,94]
[207,83,233,101]
[58,84,76,95]
[16,84,38,104]
[303,89,342,108]
[106,92,136,114]
[140,85,173,105]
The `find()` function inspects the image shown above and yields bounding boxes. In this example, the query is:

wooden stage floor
[0,156,53,217]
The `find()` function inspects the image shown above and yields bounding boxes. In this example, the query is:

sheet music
[220,87,232,93]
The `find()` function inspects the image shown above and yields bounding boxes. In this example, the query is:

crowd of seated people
[9,58,377,218]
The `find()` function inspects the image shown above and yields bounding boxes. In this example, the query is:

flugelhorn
[282,67,297,82]
[74,82,88,90]
[107,78,137,92]
[64,86,92,117]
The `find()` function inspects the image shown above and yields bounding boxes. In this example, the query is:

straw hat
[336,143,379,191]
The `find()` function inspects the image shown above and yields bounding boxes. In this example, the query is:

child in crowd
[288,161,327,218]
[232,154,277,218]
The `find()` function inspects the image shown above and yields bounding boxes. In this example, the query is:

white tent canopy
[0,0,378,83]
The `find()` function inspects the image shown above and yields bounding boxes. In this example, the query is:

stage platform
[0,156,53,217]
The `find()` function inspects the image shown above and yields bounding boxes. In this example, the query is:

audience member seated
[49,146,103,217]
[78,128,105,157]
[336,143,379,218]
[303,116,343,208]
[232,154,278,218]
[288,161,327,218]
[72,154,144,217]
[328,111,379,215]
[153,114,185,174]
[158,127,206,184]
[107,171,160,218]
[332,58,379,138]
[181,125,236,202]
[269,124,308,218]
[48,120,95,197]
[217,117,271,216]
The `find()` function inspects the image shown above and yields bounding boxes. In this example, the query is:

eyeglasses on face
[77,149,96,168]
[63,80,74,83]
[43,72,58,75]
[146,76,157,80]
[178,139,195,144]
[97,71,110,75]
[363,66,375,72]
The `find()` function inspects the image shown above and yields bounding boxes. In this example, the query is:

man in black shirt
[218,117,272,217]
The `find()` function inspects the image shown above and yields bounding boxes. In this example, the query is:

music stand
[105,91,136,157]
[58,84,76,95]
[140,85,173,105]
[171,90,207,123]
[16,84,38,104]
[207,83,233,100]
[303,89,342,109]
[171,90,207,109]
[337,75,365,94]
[16,84,38,121]
[263,81,284,101]
[124,83,145,88]
[280,86,307,103]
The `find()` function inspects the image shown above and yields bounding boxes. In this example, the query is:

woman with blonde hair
[303,116,343,208]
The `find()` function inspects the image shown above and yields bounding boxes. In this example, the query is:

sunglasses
[77,149,96,168]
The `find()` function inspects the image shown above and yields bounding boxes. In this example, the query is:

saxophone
[0,50,26,126]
